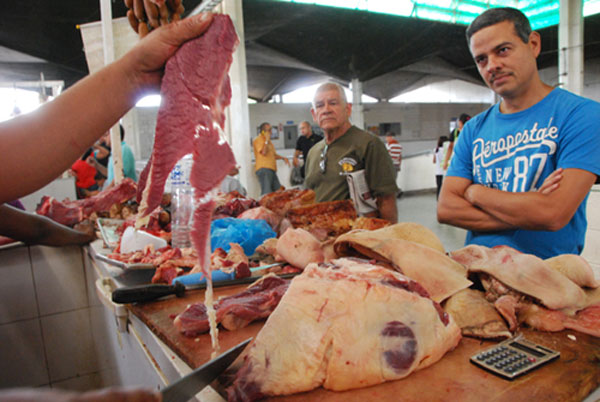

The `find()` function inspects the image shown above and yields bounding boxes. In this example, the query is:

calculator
[470,335,560,380]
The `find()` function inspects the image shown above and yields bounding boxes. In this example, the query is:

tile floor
[396,190,467,252]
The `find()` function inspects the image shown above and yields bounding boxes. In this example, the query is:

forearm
[377,194,398,223]
[442,142,454,168]
[0,59,137,203]
[437,180,514,231]
[465,181,581,231]
[0,205,94,246]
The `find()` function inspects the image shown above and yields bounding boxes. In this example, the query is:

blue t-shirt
[447,88,600,258]
[106,141,137,187]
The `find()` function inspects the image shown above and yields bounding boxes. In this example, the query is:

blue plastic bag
[210,217,276,256]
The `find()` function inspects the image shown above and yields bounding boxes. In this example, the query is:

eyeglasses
[319,144,328,174]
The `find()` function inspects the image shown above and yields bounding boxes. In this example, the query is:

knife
[111,269,298,304]
[162,337,251,402]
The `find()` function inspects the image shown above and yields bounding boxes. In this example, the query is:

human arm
[442,141,454,170]
[293,149,302,167]
[0,204,95,246]
[257,134,270,156]
[377,193,398,222]
[90,156,108,178]
[437,176,515,231]
[0,386,160,402]
[276,153,291,166]
[0,12,214,204]
[463,168,595,231]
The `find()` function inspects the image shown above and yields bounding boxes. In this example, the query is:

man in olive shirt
[304,83,399,222]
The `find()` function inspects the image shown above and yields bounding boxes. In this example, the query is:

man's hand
[121,12,214,97]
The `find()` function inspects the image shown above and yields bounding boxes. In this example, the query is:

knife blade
[162,338,251,402]
[111,271,300,304]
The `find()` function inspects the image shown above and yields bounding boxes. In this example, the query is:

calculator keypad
[470,337,559,380]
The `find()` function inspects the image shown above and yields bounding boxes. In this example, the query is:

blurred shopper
[70,148,99,199]
[433,135,449,199]
[104,125,137,189]
[293,121,322,180]
[253,122,290,195]
[442,113,470,170]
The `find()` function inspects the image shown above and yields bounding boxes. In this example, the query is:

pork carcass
[275,227,324,269]
[443,288,512,340]
[335,232,471,303]
[286,199,357,238]
[545,254,600,288]
[450,245,600,337]
[227,258,461,401]
[450,245,588,311]
[335,222,446,254]
[237,206,282,232]
[258,188,315,216]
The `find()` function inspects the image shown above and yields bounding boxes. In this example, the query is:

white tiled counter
[0,240,224,401]
[0,243,99,390]
[84,241,225,401]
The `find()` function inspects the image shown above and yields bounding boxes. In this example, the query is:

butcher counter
[83,239,600,402]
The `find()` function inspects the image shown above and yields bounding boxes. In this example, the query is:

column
[351,78,365,130]
[100,0,123,183]
[221,0,255,197]
[558,0,584,95]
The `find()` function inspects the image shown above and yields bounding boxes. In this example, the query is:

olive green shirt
[304,126,398,202]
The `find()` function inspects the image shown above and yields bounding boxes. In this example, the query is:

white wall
[539,56,600,101]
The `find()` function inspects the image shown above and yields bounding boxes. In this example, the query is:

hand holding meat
[121,12,214,97]
[0,12,215,204]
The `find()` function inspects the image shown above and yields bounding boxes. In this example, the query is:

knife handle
[112,282,185,304]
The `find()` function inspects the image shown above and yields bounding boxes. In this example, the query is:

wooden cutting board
[128,285,600,402]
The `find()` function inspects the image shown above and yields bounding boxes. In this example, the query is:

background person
[293,121,322,180]
[104,125,137,189]
[70,148,99,199]
[304,82,398,222]
[252,122,290,195]
[433,135,449,200]
[384,132,403,173]
[442,113,471,170]
[437,7,600,258]
[90,132,111,188]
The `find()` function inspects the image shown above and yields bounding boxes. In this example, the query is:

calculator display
[508,341,545,357]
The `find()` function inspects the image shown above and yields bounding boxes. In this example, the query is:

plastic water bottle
[171,154,194,249]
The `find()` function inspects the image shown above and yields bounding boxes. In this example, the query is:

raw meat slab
[127,285,600,402]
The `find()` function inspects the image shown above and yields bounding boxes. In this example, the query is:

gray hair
[466,7,532,44]
[312,82,348,108]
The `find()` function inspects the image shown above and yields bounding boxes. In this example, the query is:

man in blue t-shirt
[438,7,600,259]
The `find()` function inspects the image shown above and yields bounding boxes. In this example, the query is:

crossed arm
[437,168,596,232]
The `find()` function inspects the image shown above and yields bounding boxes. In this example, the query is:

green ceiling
[275,0,600,29]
